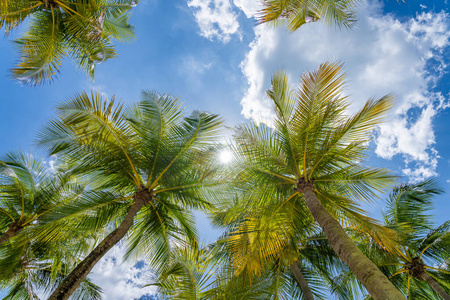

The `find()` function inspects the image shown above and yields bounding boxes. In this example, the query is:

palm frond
[259,0,360,32]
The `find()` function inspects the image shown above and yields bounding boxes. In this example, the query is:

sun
[219,150,233,164]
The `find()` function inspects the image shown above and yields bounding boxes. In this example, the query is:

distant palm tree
[0,152,70,246]
[155,242,307,300]
[376,180,450,299]
[37,91,223,299]
[259,0,359,31]
[154,243,221,300]
[216,195,368,299]
[0,152,102,299]
[228,62,406,299]
[0,0,136,85]
[0,236,102,300]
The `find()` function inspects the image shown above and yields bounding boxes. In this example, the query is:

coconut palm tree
[155,234,363,300]
[0,0,136,85]
[154,242,221,300]
[259,0,360,31]
[36,90,223,299]
[0,152,76,246]
[0,235,102,300]
[214,193,369,299]
[154,241,307,300]
[376,180,450,299]
[0,152,103,299]
[228,62,406,299]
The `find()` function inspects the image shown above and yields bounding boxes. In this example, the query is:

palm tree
[215,193,368,299]
[377,180,450,299]
[0,152,72,246]
[0,236,102,300]
[0,152,103,299]
[36,90,223,299]
[229,62,406,299]
[155,241,309,300]
[259,0,360,31]
[154,242,221,299]
[0,0,136,85]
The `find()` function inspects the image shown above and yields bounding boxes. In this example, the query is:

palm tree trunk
[48,188,151,300]
[290,261,314,300]
[420,271,450,300]
[302,184,406,300]
[0,223,23,246]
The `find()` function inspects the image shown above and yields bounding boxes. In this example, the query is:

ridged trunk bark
[420,271,450,300]
[47,187,152,300]
[0,223,23,246]
[290,261,314,300]
[302,184,406,300]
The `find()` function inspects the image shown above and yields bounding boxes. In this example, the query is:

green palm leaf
[259,0,360,31]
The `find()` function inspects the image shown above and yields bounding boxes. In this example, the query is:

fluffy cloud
[187,0,240,43]
[237,0,450,180]
[89,244,157,300]
[232,0,260,18]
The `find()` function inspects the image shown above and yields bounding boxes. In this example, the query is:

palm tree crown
[36,90,223,299]
[0,0,137,85]
[379,180,450,299]
[227,62,406,299]
[0,152,69,246]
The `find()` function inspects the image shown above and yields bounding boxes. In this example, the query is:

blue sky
[1,0,450,298]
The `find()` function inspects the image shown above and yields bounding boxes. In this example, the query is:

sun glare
[219,150,233,164]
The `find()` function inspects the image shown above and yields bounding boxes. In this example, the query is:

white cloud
[237,0,450,179]
[48,154,57,173]
[187,0,240,43]
[232,0,260,18]
[90,244,157,300]
[181,55,212,74]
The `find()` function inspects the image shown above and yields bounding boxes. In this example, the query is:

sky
[0,0,450,299]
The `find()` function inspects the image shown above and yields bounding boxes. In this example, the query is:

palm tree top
[1,0,138,85]
[374,180,450,299]
[35,90,224,272]
[233,62,395,199]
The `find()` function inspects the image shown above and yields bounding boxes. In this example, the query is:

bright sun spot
[219,150,233,164]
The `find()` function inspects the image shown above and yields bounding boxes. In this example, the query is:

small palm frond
[417,220,450,263]
[259,0,360,32]
[383,179,441,240]
[0,0,43,34]
[103,12,135,41]
[11,9,66,85]
[155,243,222,300]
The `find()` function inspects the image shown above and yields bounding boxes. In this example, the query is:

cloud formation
[237,1,450,180]
[90,244,157,300]
[187,0,240,43]
[232,0,260,18]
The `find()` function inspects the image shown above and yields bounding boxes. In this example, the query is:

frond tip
[259,0,360,32]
